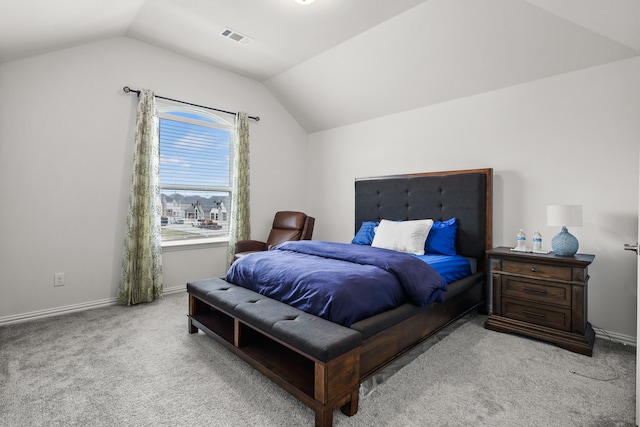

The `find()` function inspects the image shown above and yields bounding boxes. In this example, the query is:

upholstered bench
[187,277,362,427]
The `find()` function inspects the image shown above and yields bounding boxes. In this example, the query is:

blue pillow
[351,221,379,245]
[425,218,458,255]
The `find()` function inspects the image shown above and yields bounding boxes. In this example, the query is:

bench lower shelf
[188,294,360,427]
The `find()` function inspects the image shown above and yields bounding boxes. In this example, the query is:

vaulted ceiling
[2,0,639,132]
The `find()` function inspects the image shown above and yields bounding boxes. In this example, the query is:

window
[158,105,235,243]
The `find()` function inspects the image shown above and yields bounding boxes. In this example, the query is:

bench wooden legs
[311,388,359,427]
[188,317,198,334]
[340,390,359,416]
[188,296,199,333]
[312,388,359,426]
[315,407,333,427]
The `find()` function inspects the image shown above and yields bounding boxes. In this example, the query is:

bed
[187,168,492,427]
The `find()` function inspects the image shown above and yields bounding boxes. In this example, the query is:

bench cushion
[187,278,362,362]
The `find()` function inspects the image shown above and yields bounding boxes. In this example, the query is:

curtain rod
[123,86,260,122]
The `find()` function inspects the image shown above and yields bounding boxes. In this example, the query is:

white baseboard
[163,284,187,295]
[0,285,187,326]
[0,297,118,326]
[593,326,636,347]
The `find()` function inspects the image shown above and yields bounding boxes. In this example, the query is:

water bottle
[516,229,526,251]
[533,231,542,253]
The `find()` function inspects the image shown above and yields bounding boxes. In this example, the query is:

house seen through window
[158,105,235,243]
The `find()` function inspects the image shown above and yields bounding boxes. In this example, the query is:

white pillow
[371,219,434,255]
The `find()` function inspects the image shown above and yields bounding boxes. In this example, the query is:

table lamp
[547,205,582,256]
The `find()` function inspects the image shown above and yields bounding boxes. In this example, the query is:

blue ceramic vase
[551,226,578,256]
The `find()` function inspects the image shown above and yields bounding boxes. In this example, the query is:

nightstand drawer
[502,260,571,281]
[502,297,571,331]
[501,277,571,307]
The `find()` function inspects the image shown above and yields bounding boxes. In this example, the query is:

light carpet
[0,292,635,426]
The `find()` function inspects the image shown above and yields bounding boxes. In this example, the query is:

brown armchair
[234,211,315,261]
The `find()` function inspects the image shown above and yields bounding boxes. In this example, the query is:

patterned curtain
[227,112,251,267]
[118,89,163,305]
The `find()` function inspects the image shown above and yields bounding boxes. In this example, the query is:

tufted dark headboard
[354,169,492,268]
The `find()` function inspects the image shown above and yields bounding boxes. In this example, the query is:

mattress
[413,254,472,284]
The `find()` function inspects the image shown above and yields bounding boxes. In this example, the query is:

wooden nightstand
[484,246,595,356]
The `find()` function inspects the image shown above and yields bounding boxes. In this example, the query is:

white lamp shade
[547,205,583,227]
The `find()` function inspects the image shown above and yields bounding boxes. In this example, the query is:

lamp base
[551,227,579,256]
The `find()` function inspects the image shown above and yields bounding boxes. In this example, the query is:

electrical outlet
[54,273,65,287]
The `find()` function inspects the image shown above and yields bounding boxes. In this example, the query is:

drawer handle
[530,268,538,272]
[522,287,547,294]
[523,310,547,319]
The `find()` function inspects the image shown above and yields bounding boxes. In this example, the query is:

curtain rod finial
[123,86,141,96]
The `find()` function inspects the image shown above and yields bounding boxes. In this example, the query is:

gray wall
[0,37,309,321]
[1,35,638,344]
[306,57,640,342]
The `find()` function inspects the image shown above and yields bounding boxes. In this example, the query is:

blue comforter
[225,240,448,327]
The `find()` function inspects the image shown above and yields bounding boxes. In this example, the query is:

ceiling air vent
[220,28,253,45]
